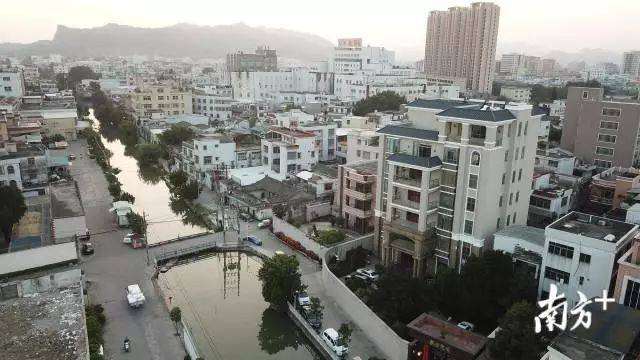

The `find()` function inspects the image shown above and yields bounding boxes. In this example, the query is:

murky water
[158,253,320,360]
[89,110,206,244]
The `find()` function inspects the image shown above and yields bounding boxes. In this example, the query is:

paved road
[70,140,185,360]
[196,188,385,360]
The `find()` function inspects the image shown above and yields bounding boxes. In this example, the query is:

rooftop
[50,181,85,218]
[438,107,516,122]
[0,281,87,360]
[388,153,442,168]
[343,160,378,175]
[550,302,640,360]
[407,313,488,356]
[267,126,316,138]
[406,98,471,110]
[495,225,546,247]
[549,212,637,243]
[377,125,439,141]
[0,242,78,278]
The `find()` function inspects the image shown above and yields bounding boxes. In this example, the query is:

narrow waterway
[158,253,321,360]
[89,110,206,244]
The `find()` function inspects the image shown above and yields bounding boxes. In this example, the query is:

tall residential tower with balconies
[374,98,541,278]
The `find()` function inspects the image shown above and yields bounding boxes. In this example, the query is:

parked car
[257,219,272,228]
[296,291,311,307]
[457,321,475,332]
[322,328,348,357]
[274,250,286,256]
[81,242,95,255]
[125,284,146,308]
[68,154,77,160]
[239,212,251,221]
[123,233,144,244]
[245,236,262,246]
[345,273,369,282]
[356,268,379,282]
[300,306,321,330]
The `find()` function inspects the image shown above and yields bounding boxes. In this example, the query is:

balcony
[392,196,420,211]
[344,204,374,218]
[389,217,420,233]
[429,178,440,190]
[590,195,613,205]
[344,187,373,201]
[394,176,422,188]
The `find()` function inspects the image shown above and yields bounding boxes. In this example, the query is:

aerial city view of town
[1,1,640,359]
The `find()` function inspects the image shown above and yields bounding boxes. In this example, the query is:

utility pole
[144,210,150,265]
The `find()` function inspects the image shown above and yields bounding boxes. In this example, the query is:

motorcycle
[123,337,130,352]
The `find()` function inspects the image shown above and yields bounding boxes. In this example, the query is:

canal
[90,110,206,244]
[158,252,321,360]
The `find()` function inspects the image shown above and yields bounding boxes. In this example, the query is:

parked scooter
[123,337,130,352]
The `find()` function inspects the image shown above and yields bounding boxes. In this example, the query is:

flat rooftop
[0,242,78,278]
[50,181,85,218]
[0,283,87,360]
[407,313,488,356]
[495,225,545,247]
[549,212,636,243]
[344,160,378,175]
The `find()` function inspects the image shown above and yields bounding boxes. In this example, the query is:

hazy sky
[2,0,639,60]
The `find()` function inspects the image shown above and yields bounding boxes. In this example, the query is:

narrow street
[70,140,185,360]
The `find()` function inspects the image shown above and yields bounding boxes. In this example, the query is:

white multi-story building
[334,71,459,102]
[374,98,541,277]
[500,86,531,103]
[0,69,25,98]
[539,212,639,306]
[230,70,333,103]
[261,127,318,181]
[300,121,337,162]
[535,148,576,175]
[0,155,23,188]
[330,38,395,75]
[622,51,640,78]
[528,172,574,228]
[179,132,236,181]
[346,129,380,163]
[500,53,527,75]
[192,87,234,120]
[129,86,193,118]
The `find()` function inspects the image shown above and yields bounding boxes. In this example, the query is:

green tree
[117,192,136,204]
[158,125,195,146]
[66,65,99,89]
[0,185,27,243]
[168,170,189,189]
[337,323,353,347]
[308,297,324,325]
[170,306,182,335]
[135,143,165,167]
[272,204,287,219]
[490,301,546,360]
[353,91,406,116]
[317,229,346,245]
[180,181,200,201]
[258,253,303,311]
[126,212,147,235]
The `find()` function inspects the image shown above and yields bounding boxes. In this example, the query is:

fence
[306,200,332,222]
[180,319,200,360]
[272,216,325,256]
[322,236,409,360]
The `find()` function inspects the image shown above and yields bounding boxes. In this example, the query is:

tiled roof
[532,106,548,116]
[377,125,439,141]
[437,107,516,122]
[406,98,470,110]
[388,153,442,168]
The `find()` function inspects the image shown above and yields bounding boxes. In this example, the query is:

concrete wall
[180,319,201,360]
[273,216,324,255]
[322,236,408,360]
[287,303,337,360]
[306,201,332,222]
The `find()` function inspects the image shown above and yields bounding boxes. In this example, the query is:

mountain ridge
[0,23,335,61]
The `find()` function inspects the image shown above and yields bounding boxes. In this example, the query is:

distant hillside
[0,23,334,61]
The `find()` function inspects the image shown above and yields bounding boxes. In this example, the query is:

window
[2,76,9,81]
[466,197,476,212]
[203,156,212,165]
[507,215,511,226]
[561,197,568,206]
[504,150,509,162]
[194,155,199,164]
[600,121,619,130]
[512,170,516,183]
[203,145,208,150]
[516,191,520,202]
[509,193,513,205]
[515,148,519,160]
[579,276,584,285]
[4,86,12,92]
[158,96,164,100]
[502,173,505,184]
[602,108,621,117]
[579,253,591,264]
[468,174,478,189]
[582,91,589,99]
[499,196,503,207]
[597,134,617,143]
[496,218,501,228]
[406,212,419,223]
[595,147,614,156]
[594,159,612,168]
[530,195,551,209]
[418,145,431,158]
[518,168,523,181]
[471,151,480,166]
[518,123,522,136]
[544,267,570,283]
[548,242,574,258]
[521,146,525,159]
[623,279,640,309]
[524,122,528,135]
[513,212,517,223]
[7,165,14,174]
[464,220,474,235]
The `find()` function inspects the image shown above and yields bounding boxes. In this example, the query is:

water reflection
[158,253,320,360]
[138,164,163,184]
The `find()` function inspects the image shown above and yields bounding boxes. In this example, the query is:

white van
[322,328,348,356]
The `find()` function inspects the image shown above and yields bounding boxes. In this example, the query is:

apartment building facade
[424,2,500,93]
[335,161,378,234]
[329,38,395,75]
[130,86,193,118]
[561,87,640,168]
[622,51,640,78]
[374,98,540,278]
[500,86,531,103]
[192,87,234,120]
[179,132,236,181]
[261,127,318,180]
[226,47,277,73]
[230,70,333,102]
[613,236,640,310]
[539,212,638,306]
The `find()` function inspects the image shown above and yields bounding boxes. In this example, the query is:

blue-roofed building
[373,98,543,278]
